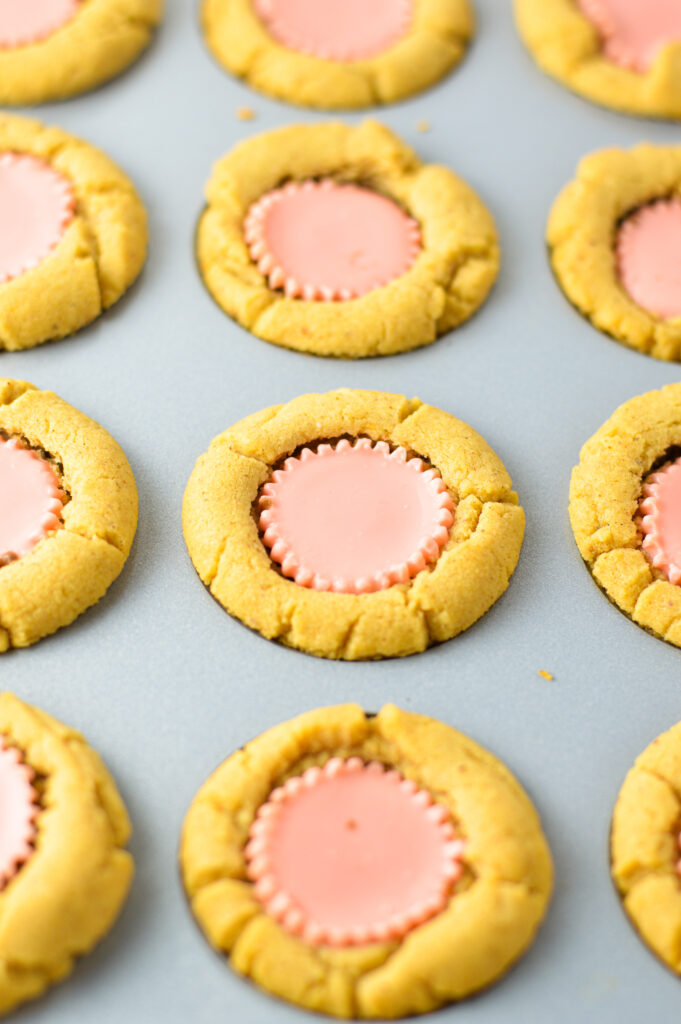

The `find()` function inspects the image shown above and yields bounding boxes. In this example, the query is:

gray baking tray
[4,1,681,1021]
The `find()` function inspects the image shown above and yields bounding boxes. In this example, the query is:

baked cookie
[514,0,681,119]
[182,388,524,660]
[612,718,681,974]
[0,691,133,1015]
[180,703,553,1019]
[0,378,138,652]
[0,115,147,352]
[548,144,681,362]
[201,0,473,110]
[0,0,162,105]
[197,120,499,358]
[569,382,681,648]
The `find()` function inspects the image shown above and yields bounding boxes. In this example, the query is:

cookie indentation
[252,0,412,62]
[244,180,421,302]
[0,740,38,888]
[0,153,75,284]
[0,0,80,50]
[258,438,454,594]
[640,457,681,584]
[0,437,64,564]
[576,0,681,72]
[617,199,681,321]
[246,757,465,947]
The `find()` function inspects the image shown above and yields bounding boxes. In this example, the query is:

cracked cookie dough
[0,114,147,352]
[180,704,553,1019]
[0,0,163,105]
[200,0,473,110]
[548,144,681,362]
[0,378,138,652]
[182,388,524,660]
[197,121,499,358]
[569,382,681,648]
[612,719,681,974]
[0,691,133,1016]
[514,0,681,119]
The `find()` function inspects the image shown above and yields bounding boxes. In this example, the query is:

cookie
[0,378,138,652]
[611,718,681,974]
[197,120,499,358]
[0,691,133,1015]
[514,0,681,119]
[0,115,147,352]
[182,388,524,660]
[548,144,681,362]
[180,703,553,1019]
[569,382,681,648]
[0,0,162,105]
[201,0,473,109]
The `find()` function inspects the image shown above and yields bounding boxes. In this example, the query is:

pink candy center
[640,458,681,585]
[0,438,64,563]
[0,0,80,49]
[0,153,75,285]
[244,180,421,302]
[259,439,454,594]
[616,199,681,321]
[577,0,681,72]
[246,758,464,947]
[0,742,38,888]
[253,0,412,61]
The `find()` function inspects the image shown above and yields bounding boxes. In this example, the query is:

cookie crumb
[417,120,431,133]
[538,670,554,681]
[237,106,256,121]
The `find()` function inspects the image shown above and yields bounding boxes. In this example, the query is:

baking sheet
[5,1,681,1021]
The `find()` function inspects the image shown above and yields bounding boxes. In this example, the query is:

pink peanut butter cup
[252,0,412,62]
[0,741,38,888]
[640,457,681,584]
[243,179,421,302]
[246,758,465,947]
[0,153,75,285]
[0,0,80,50]
[577,0,681,72]
[258,438,454,594]
[616,199,681,321]
[0,437,64,564]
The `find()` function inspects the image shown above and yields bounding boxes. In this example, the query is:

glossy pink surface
[0,153,75,284]
[640,457,681,585]
[0,438,64,562]
[0,742,37,888]
[244,180,421,301]
[253,0,411,61]
[0,0,80,49]
[259,439,454,593]
[577,0,681,72]
[617,199,681,320]
[246,758,464,946]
